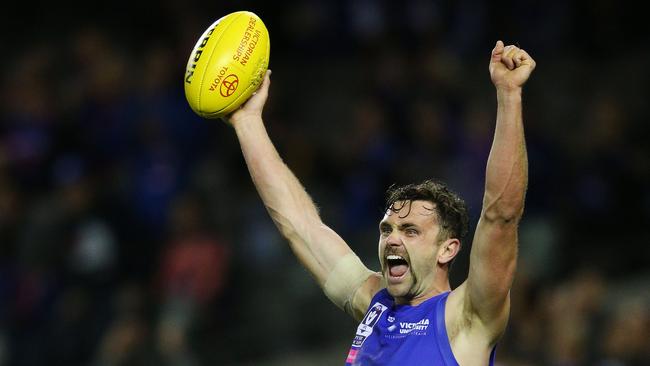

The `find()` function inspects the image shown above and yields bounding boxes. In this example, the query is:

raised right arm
[228,71,381,320]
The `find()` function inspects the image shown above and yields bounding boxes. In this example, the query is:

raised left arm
[465,41,536,341]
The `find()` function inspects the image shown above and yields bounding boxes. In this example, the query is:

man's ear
[437,238,461,265]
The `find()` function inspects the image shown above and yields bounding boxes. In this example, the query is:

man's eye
[380,228,391,235]
[406,229,418,236]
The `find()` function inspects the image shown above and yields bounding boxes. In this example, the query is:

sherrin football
[184,11,270,119]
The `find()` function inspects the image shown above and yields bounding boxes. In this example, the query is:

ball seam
[205,22,269,118]
[198,12,245,117]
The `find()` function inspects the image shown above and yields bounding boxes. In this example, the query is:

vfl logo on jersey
[352,302,388,347]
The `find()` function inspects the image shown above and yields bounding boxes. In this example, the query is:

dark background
[1,0,649,365]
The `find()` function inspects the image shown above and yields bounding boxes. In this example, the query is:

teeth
[386,255,404,261]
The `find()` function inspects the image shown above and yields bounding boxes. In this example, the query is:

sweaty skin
[227,39,535,365]
[378,200,454,304]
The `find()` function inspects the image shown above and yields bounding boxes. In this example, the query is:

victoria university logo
[220,74,239,97]
[397,318,429,335]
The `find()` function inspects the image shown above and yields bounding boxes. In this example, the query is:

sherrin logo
[185,26,216,84]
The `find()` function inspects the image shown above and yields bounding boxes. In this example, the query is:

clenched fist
[489,41,536,92]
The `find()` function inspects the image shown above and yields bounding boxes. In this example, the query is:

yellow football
[184,11,270,119]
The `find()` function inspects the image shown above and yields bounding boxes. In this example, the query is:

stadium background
[0,0,648,365]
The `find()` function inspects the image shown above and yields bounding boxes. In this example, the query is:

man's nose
[385,231,402,247]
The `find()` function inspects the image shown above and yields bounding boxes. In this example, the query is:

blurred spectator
[1,45,57,191]
[93,283,151,366]
[0,1,648,365]
[598,297,649,366]
[155,193,230,366]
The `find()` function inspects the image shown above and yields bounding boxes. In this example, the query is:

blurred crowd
[0,0,649,365]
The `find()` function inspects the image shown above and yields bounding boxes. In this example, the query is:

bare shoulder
[445,282,500,365]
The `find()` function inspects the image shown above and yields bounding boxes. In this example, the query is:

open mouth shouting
[385,254,410,284]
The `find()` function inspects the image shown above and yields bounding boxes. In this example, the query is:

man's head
[378,180,469,302]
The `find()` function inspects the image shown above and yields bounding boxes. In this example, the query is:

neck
[394,266,451,306]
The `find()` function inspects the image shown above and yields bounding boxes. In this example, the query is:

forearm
[233,116,352,282]
[466,88,527,323]
[482,88,528,222]
[234,116,320,236]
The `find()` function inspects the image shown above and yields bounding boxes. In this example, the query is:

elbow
[481,199,525,225]
[273,215,305,241]
[270,209,321,241]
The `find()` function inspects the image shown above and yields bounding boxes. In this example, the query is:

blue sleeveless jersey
[345,289,496,365]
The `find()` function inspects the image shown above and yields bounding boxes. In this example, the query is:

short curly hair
[384,179,469,241]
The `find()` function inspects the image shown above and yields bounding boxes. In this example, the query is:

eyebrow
[378,222,419,230]
[398,223,419,230]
